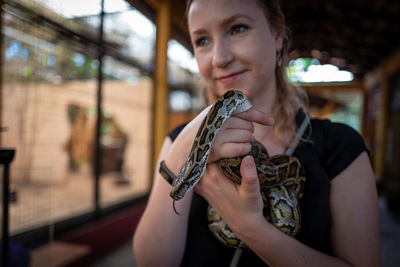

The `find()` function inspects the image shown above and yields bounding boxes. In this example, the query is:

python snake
[170,90,306,248]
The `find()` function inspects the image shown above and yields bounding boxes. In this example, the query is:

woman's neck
[251,74,277,112]
[250,81,278,141]
[249,82,293,154]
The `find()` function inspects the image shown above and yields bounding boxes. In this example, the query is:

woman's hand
[195,156,266,236]
[193,105,273,235]
[207,116,255,163]
[165,104,274,177]
[207,107,274,163]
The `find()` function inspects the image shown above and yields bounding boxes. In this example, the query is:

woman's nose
[212,38,233,68]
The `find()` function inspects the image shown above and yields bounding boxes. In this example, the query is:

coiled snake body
[170,90,306,249]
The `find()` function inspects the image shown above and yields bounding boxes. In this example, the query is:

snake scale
[170,90,306,249]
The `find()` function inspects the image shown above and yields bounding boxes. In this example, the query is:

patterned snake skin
[170,90,306,248]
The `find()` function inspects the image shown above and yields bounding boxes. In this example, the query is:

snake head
[169,179,195,200]
[170,164,202,201]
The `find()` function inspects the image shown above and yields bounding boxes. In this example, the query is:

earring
[276,51,282,67]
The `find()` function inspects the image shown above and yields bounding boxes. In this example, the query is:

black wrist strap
[159,160,177,185]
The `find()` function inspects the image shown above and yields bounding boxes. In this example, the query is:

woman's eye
[194,37,209,47]
[230,24,248,35]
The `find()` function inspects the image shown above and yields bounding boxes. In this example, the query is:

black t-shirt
[167,119,368,267]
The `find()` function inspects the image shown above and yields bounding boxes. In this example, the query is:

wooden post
[152,0,171,171]
[373,48,400,180]
[374,70,388,181]
[0,0,3,146]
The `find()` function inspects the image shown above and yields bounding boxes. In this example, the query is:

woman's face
[188,0,283,100]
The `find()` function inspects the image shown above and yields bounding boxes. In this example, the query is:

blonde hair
[187,0,308,144]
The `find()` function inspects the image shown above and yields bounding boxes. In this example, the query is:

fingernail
[245,156,255,169]
[268,117,275,124]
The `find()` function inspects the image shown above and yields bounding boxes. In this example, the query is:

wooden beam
[374,48,400,180]
[303,81,365,93]
[170,0,192,52]
[152,0,171,170]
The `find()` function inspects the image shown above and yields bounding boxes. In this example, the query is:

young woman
[133,0,381,266]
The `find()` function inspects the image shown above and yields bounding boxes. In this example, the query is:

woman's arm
[196,152,381,267]
[133,137,193,267]
[133,107,212,267]
[329,151,381,266]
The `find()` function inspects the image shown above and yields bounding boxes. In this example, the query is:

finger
[215,128,255,145]
[195,163,225,197]
[223,117,254,132]
[209,127,254,162]
[239,156,260,196]
[234,108,274,126]
[213,142,252,160]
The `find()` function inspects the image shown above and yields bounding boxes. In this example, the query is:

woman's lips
[216,71,246,84]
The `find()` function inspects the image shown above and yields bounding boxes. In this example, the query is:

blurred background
[0,0,399,266]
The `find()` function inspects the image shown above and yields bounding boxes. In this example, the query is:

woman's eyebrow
[191,14,253,36]
[220,14,254,28]
[191,28,207,37]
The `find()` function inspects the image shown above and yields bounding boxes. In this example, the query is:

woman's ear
[273,11,285,51]
[275,32,283,52]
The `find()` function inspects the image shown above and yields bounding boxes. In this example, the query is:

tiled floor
[379,197,400,267]
[89,196,400,267]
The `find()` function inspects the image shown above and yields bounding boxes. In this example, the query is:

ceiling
[171,0,400,79]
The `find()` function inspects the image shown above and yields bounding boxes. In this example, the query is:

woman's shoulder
[311,118,362,139]
[310,118,368,180]
[311,119,366,146]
